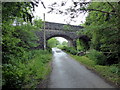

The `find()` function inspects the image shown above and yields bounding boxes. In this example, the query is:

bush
[57,45,65,49]
[61,46,78,55]
[47,47,52,53]
[2,50,52,88]
[86,49,107,65]
[109,65,119,74]
[69,47,78,55]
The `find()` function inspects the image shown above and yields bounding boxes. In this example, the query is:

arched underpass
[46,35,74,48]
[35,30,90,49]
[34,21,90,49]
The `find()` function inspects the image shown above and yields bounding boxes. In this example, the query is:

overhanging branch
[80,8,117,15]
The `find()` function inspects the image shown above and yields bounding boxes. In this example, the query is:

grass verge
[70,55,120,87]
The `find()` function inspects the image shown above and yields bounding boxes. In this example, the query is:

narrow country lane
[48,48,114,88]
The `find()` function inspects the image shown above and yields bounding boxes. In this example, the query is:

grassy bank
[70,55,120,87]
[2,50,52,88]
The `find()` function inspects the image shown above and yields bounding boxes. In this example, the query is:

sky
[33,0,88,25]
[33,0,88,43]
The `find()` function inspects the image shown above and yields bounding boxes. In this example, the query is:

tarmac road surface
[48,47,114,88]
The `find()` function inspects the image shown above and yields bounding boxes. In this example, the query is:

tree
[1,1,47,88]
[47,38,60,48]
[33,17,43,30]
[2,2,37,23]
[62,41,68,46]
[48,1,120,64]
[47,1,120,24]
[81,2,120,64]
[2,2,40,63]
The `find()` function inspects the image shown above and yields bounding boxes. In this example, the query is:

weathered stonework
[34,22,89,49]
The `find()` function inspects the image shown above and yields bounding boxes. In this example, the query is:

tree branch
[80,8,117,15]
[106,2,116,11]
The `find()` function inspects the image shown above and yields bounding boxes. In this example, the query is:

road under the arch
[48,48,114,88]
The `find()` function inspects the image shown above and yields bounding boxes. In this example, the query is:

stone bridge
[35,22,90,49]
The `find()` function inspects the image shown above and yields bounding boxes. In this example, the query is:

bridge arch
[34,21,90,49]
[35,30,78,49]
[46,34,73,41]
[46,34,74,47]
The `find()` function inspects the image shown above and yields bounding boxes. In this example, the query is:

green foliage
[63,25,71,31]
[2,50,52,88]
[2,18,51,88]
[2,1,52,89]
[72,55,95,67]
[76,39,89,51]
[62,46,78,55]
[2,16,50,88]
[47,38,60,48]
[62,41,68,46]
[109,65,119,74]
[86,49,106,65]
[2,2,47,88]
[33,17,43,30]
[57,44,65,49]
[57,41,68,49]
[2,18,39,64]
[2,2,38,23]
[76,39,83,51]
[78,2,120,64]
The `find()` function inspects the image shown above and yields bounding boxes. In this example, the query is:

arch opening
[47,36,74,49]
